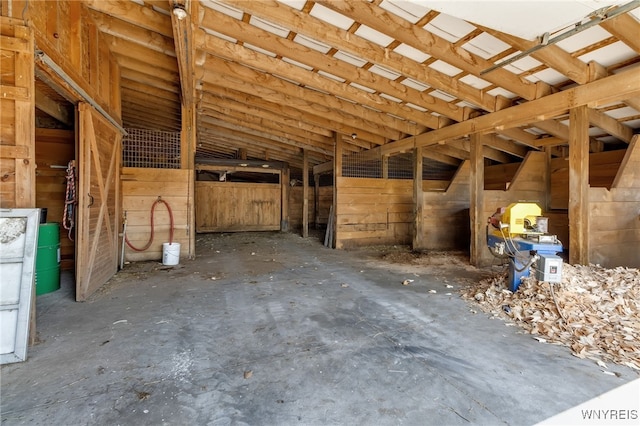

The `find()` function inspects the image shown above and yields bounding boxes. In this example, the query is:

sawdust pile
[462,263,640,372]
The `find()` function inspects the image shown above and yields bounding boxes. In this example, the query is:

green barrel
[35,223,61,295]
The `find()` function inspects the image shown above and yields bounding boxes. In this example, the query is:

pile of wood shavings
[461,263,640,372]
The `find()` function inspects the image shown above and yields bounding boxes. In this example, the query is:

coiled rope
[62,160,76,241]
[125,197,174,252]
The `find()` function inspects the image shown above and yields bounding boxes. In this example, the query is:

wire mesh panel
[122,128,181,169]
[342,150,382,178]
[387,153,413,179]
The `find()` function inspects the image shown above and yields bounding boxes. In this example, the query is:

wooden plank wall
[416,162,471,251]
[17,1,121,119]
[35,128,74,270]
[195,181,281,232]
[121,168,192,262]
[550,149,626,209]
[335,177,413,248]
[289,185,314,230]
[0,17,35,209]
[288,185,333,230]
[589,136,640,267]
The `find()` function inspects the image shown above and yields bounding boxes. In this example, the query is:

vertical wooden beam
[333,132,343,248]
[543,147,552,212]
[412,147,424,250]
[302,149,309,238]
[569,105,590,265]
[470,133,485,267]
[382,154,389,179]
[281,168,290,232]
[182,104,196,258]
[14,24,35,208]
[314,174,320,230]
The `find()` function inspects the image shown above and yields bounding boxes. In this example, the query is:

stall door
[76,103,121,301]
[196,181,281,232]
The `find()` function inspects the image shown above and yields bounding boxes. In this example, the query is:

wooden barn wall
[550,150,626,210]
[17,1,121,119]
[335,177,413,249]
[416,162,471,251]
[121,168,192,262]
[35,128,74,270]
[0,17,35,208]
[480,152,548,266]
[195,181,281,233]
[589,136,640,268]
[288,185,333,230]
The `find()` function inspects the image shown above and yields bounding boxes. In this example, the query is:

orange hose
[125,198,174,252]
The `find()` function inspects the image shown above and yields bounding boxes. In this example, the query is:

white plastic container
[162,242,180,265]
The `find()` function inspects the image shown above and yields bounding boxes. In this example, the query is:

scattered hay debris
[461,264,640,372]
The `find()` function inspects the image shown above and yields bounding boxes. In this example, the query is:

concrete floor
[1,231,637,425]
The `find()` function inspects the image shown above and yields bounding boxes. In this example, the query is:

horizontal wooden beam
[376,69,640,157]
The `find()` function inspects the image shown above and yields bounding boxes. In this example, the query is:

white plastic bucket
[162,242,180,265]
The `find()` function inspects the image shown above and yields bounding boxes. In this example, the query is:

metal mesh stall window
[342,150,382,178]
[387,153,413,179]
[122,128,181,169]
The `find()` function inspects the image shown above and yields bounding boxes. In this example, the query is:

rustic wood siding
[122,168,192,262]
[550,150,626,210]
[22,1,121,119]
[417,162,471,251]
[589,136,640,268]
[196,181,281,233]
[335,177,413,248]
[288,185,333,230]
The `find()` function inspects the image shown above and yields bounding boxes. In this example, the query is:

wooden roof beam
[376,68,640,156]
[86,0,174,37]
[201,93,333,138]
[624,97,640,113]
[200,106,335,150]
[219,0,494,114]
[169,0,196,106]
[35,86,73,126]
[201,57,408,140]
[588,108,634,143]
[199,7,468,121]
[201,84,383,147]
[479,27,591,85]
[201,35,445,130]
[600,12,640,55]
[483,133,530,158]
[317,0,550,101]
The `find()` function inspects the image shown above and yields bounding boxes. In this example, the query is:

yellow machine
[489,202,544,237]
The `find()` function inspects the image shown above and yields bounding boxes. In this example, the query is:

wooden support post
[314,174,320,230]
[543,147,552,212]
[413,147,424,250]
[470,133,485,267]
[382,154,389,179]
[302,149,309,238]
[333,132,343,248]
[281,168,290,232]
[181,104,196,258]
[569,105,590,265]
[238,148,247,160]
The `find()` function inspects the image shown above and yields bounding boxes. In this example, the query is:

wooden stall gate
[75,103,121,301]
[195,160,289,232]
